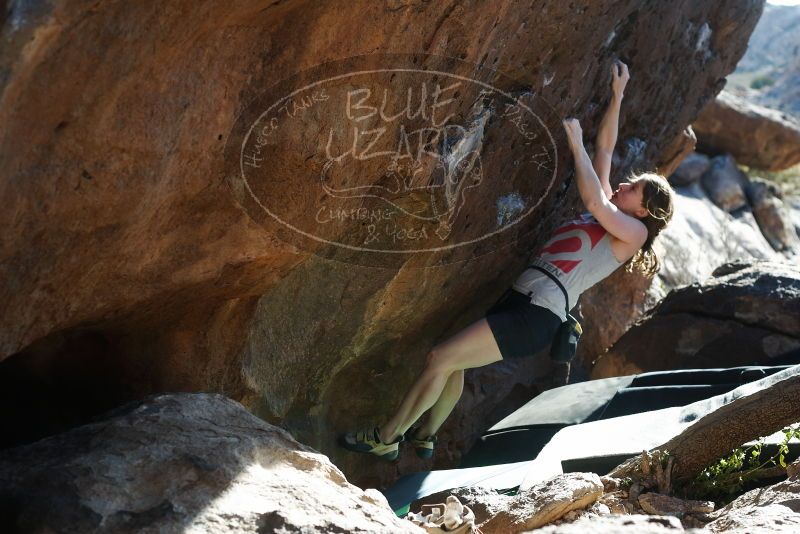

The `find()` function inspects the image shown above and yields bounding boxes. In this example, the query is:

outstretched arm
[563,118,647,245]
[593,61,630,199]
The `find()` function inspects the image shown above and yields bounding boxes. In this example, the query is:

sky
[768,0,800,5]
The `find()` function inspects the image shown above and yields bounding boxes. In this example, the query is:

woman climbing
[339,61,675,461]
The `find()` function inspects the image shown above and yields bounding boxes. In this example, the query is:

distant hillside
[730,4,800,117]
[736,4,800,74]
[760,55,800,117]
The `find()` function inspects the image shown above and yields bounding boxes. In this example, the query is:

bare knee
[425,347,458,375]
[425,349,437,367]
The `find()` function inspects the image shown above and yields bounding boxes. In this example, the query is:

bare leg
[379,369,452,443]
[379,318,502,443]
[414,369,464,438]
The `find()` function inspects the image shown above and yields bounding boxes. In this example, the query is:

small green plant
[691,426,800,501]
[750,75,775,90]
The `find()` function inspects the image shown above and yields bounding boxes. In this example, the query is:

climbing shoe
[338,426,404,461]
[408,430,438,459]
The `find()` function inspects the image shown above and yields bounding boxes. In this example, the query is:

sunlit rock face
[693,90,800,171]
[0,0,763,487]
[0,394,422,533]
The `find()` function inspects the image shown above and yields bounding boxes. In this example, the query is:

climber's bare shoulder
[608,234,643,263]
[588,202,647,263]
[590,201,647,245]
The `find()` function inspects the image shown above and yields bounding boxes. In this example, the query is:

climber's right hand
[612,61,630,98]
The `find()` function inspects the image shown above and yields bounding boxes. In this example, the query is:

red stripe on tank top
[551,259,581,273]
[541,236,582,255]
[552,222,606,249]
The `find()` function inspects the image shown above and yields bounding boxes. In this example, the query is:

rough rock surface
[708,474,800,516]
[705,475,800,533]
[701,154,750,212]
[693,90,800,171]
[707,504,800,533]
[788,458,800,478]
[479,473,603,533]
[0,393,421,534]
[637,493,714,516]
[669,151,710,187]
[656,127,698,180]
[790,197,800,237]
[746,177,800,253]
[409,473,603,533]
[0,0,765,488]
[529,514,693,533]
[653,184,780,286]
[592,260,800,378]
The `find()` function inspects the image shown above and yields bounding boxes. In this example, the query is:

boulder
[790,197,800,238]
[598,490,631,515]
[650,260,800,338]
[668,152,710,187]
[530,514,692,533]
[700,154,750,211]
[705,475,800,533]
[693,90,800,171]
[788,458,800,479]
[0,0,766,489]
[707,505,800,533]
[478,473,603,533]
[657,127,698,180]
[0,393,421,534]
[709,474,800,514]
[410,473,603,533]
[746,177,800,253]
[592,260,800,378]
[653,183,778,287]
[637,493,714,516]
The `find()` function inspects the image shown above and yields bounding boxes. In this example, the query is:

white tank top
[512,212,625,321]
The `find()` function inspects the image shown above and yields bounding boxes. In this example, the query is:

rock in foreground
[410,473,603,534]
[0,393,421,534]
[746,177,800,253]
[705,474,800,533]
[669,152,710,187]
[530,514,691,533]
[593,260,800,378]
[700,154,750,212]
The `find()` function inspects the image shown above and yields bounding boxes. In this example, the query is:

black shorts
[485,288,562,360]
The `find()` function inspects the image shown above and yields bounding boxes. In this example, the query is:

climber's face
[610,179,647,218]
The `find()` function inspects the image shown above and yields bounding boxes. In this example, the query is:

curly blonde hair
[623,172,675,277]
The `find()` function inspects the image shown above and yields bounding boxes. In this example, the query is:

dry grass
[739,162,800,198]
